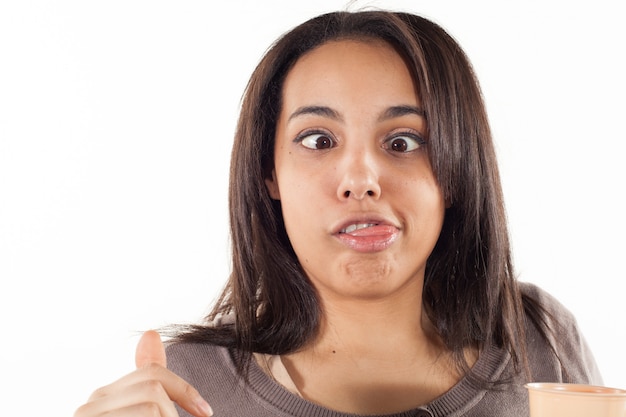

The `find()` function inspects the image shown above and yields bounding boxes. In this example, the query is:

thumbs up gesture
[135,330,169,369]
[74,331,213,417]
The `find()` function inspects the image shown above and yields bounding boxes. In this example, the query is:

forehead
[280,39,419,108]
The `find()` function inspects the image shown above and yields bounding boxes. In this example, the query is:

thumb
[135,330,167,368]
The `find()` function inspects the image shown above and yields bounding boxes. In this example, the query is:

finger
[134,332,212,415]
[137,365,213,417]
[86,331,213,417]
[136,330,167,368]
[76,379,179,417]
[77,402,173,417]
[87,363,212,416]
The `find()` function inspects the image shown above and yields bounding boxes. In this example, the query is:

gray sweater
[167,283,602,417]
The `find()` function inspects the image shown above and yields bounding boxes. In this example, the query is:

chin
[334,266,411,300]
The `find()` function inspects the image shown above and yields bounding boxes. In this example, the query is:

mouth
[340,222,379,234]
[334,219,399,252]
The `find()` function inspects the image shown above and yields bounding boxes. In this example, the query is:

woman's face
[266,40,445,303]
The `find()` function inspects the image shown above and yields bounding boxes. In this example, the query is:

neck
[307,283,442,358]
[280,282,460,414]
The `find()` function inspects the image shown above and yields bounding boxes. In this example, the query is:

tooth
[342,223,375,233]
[344,224,357,233]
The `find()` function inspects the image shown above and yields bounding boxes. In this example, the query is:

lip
[332,215,400,253]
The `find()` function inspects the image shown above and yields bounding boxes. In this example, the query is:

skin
[267,39,444,305]
[73,331,212,417]
[75,39,462,417]
[265,40,458,414]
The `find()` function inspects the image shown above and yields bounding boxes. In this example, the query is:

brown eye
[385,133,424,153]
[300,132,335,149]
[390,138,408,152]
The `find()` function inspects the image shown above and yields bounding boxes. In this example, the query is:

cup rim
[526,383,626,397]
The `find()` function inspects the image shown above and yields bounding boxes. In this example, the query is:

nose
[336,150,382,200]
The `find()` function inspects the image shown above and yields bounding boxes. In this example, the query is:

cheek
[276,169,331,246]
[276,175,310,227]
[277,160,332,204]
[402,176,446,228]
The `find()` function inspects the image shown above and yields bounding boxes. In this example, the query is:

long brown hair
[176,10,547,381]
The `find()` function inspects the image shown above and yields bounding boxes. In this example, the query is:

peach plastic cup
[526,383,626,417]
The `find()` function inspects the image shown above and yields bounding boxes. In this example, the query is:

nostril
[342,190,376,199]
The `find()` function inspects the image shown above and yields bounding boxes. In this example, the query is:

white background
[1,0,624,415]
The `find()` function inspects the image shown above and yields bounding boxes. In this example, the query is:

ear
[265,170,281,200]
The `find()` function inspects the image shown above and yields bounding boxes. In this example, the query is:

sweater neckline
[228,343,511,417]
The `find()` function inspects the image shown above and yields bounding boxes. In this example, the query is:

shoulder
[165,339,226,365]
[164,314,240,381]
[518,281,603,384]
[519,281,571,313]
[165,339,313,417]
[519,281,580,333]
[165,340,240,387]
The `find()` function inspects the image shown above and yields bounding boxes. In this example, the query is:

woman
[75,10,601,417]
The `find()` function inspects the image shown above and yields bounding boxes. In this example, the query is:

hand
[74,330,213,417]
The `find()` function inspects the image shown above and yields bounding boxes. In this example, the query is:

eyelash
[294,129,426,153]
[383,131,426,153]
[294,129,336,150]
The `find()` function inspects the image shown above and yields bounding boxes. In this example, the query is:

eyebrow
[287,104,425,123]
[288,106,342,122]
[378,105,426,121]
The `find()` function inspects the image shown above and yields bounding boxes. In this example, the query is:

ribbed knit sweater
[167,283,602,417]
